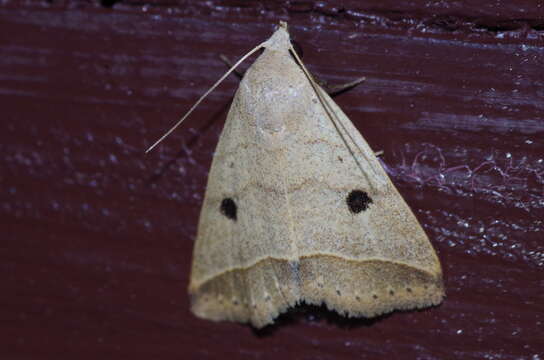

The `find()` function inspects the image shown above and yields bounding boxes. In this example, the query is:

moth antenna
[288,47,347,133]
[145,42,267,154]
[289,47,368,172]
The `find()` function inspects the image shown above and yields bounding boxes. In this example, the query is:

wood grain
[1,1,543,359]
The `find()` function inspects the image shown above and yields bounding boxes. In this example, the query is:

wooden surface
[1,1,543,359]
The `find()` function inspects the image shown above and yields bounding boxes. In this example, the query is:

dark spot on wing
[220,198,237,221]
[347,190,373,213]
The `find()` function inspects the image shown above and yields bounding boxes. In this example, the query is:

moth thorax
[241,62,308,138]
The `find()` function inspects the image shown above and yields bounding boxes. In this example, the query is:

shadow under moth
[148,22,444,328]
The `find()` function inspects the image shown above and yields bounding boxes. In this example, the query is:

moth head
[264,23,291,52]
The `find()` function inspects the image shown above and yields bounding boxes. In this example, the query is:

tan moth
[148,22,444,328]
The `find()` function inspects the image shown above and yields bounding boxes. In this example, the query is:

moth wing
[188,72,302,328]
[288,86,444,318]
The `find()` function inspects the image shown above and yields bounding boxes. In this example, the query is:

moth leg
[317,76,366,96]
[219,54,245,79]
[375,150,384,157]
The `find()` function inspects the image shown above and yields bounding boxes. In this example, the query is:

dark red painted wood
[1,1,543,359]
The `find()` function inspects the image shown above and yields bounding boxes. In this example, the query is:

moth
[149,22,444,328]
